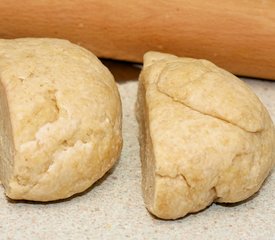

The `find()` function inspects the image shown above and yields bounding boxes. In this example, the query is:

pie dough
[0,38,122,201]
[136,51,275,219]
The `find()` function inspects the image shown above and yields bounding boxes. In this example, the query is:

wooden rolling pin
[0,1,275,80]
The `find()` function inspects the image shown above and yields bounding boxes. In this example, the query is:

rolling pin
[0,0,275,80]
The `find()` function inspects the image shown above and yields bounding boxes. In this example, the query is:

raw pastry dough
[136,51,275,219]
[0,38,122,201]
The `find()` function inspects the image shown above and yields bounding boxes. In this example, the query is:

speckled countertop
[0,68,274,239]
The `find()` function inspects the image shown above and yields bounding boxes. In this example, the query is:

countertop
[0,62,274,240]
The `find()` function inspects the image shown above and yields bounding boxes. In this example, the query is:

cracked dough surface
[0,38,122,201]
[136,51,275,219]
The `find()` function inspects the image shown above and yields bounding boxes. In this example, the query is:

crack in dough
[157,86,261,134]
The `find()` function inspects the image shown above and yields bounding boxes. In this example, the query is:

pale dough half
[136,51,275,219]
[0,38,122,201]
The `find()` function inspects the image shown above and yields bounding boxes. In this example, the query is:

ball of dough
[136,51,275,219]
[0,38,122,201]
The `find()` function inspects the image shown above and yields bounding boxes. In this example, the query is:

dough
[136,51,275,219]
[0,38,122,201]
